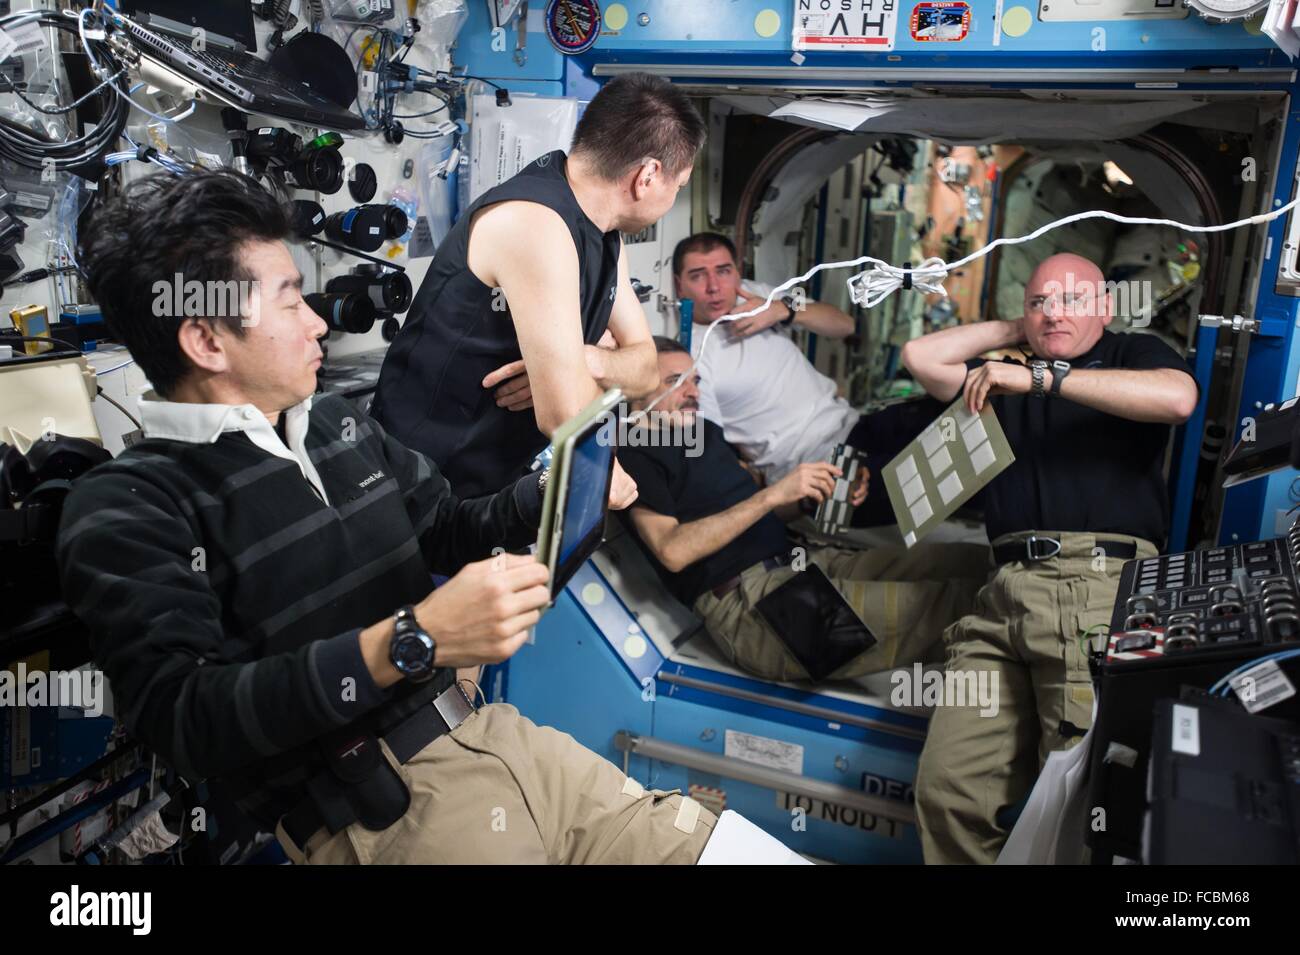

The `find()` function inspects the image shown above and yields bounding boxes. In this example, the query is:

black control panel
[1088,520,1300,861]
[1106,532,1300,661]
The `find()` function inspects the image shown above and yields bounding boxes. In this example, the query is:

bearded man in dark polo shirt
[619,338,990,683]
[901,252,1198,864]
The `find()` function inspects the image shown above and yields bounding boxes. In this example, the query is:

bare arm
[585,243,658,398]
[727,289,854,340]
[1056,367,1197,423]
[468,201,601,435]
[964,362,1198,424]
[794,300,855,339]
[628,495,781,574]
[627,462,840,573]
[901,318,1026,402]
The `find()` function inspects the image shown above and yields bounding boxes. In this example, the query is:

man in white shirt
[673,233,943,526]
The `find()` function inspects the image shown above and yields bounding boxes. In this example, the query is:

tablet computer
[754,564,878,681]
[536,388,622,600]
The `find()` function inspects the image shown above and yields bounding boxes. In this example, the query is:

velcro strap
[674,797,702,834]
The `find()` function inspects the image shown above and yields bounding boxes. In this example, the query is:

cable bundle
[0,9,128,174]
[847,256,949,309]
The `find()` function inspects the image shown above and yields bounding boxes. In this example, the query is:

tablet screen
[554,416,616,591]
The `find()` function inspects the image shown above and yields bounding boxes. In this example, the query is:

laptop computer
[112,0,365,131]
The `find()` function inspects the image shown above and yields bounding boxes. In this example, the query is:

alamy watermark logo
[1038,274,1155,327]
[890,663,999,717]
[50,886,151,935]
[1,664,104,717]
[152,273,263,327]
[602,410,704,458]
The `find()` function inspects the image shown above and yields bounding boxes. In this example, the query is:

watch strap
[778,294,796,326]
[1050,360,1070,397]
[1029,361,1047,398]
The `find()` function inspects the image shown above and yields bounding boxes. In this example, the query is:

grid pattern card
[882,397,1016,547]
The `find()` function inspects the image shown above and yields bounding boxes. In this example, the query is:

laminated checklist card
[882,397,1015,547]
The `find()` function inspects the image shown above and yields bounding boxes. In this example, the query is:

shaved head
[1028,253,1103,292]
[1022,252,1113,360]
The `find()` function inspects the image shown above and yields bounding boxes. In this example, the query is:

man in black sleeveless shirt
[372,73,706,500]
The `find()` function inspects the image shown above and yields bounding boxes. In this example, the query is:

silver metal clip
[432,682,475,732]
[1025,534,1062,561]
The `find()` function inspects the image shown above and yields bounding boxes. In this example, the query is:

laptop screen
[554,415,615,591]
[120,0,258,54]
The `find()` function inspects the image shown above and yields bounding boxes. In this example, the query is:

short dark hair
[78,168,291,397]
[571,72,705,182]
[672,232,737,278]
[651,335,688,355]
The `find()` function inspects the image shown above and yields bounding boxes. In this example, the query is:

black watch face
[393,633,432,673]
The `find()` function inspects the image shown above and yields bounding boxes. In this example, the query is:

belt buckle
[432,682,474,732]
[1025,534,1062,561]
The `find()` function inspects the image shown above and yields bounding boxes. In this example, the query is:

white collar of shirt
[138,394,330,505]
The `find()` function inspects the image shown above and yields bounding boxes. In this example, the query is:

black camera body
[245,126,345,195]
[306,290,376,335]
[327,263,412,315]
[308,264,412,337]
[323,204,408,253]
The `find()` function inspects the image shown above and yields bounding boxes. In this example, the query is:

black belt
[992,535,1137,566]
[278,682,476,857]
[710,554,789,599]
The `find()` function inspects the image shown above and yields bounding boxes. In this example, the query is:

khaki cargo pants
[284,703,716,864]
[914,531,1157,865]
[692,542,991,682]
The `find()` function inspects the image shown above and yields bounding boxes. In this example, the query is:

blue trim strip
[659,660,928,753]
[1168,322,1217,551]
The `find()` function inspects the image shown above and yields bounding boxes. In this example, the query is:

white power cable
[624,194,1300,422]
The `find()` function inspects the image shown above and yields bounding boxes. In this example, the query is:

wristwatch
[778,293,798,327]
[389,605,436,682]
[537,466,551,494]
[1049,359,1071,397]
[1029,360,1048,398]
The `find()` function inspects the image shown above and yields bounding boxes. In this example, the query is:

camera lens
[381,205,407,239]
[327,270,413,314]
[306,291,376,334]
[283,146,345,194]
[288,199,326,238]
[246,127,302,163]
[324,204,408,252]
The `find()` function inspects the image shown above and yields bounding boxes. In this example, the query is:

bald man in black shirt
[902,252,1197,864]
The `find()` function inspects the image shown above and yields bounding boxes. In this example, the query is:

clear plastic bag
[415,124,459,253]
[0,39,70,148]
[465,92,579,205]
[413,0,470,66]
